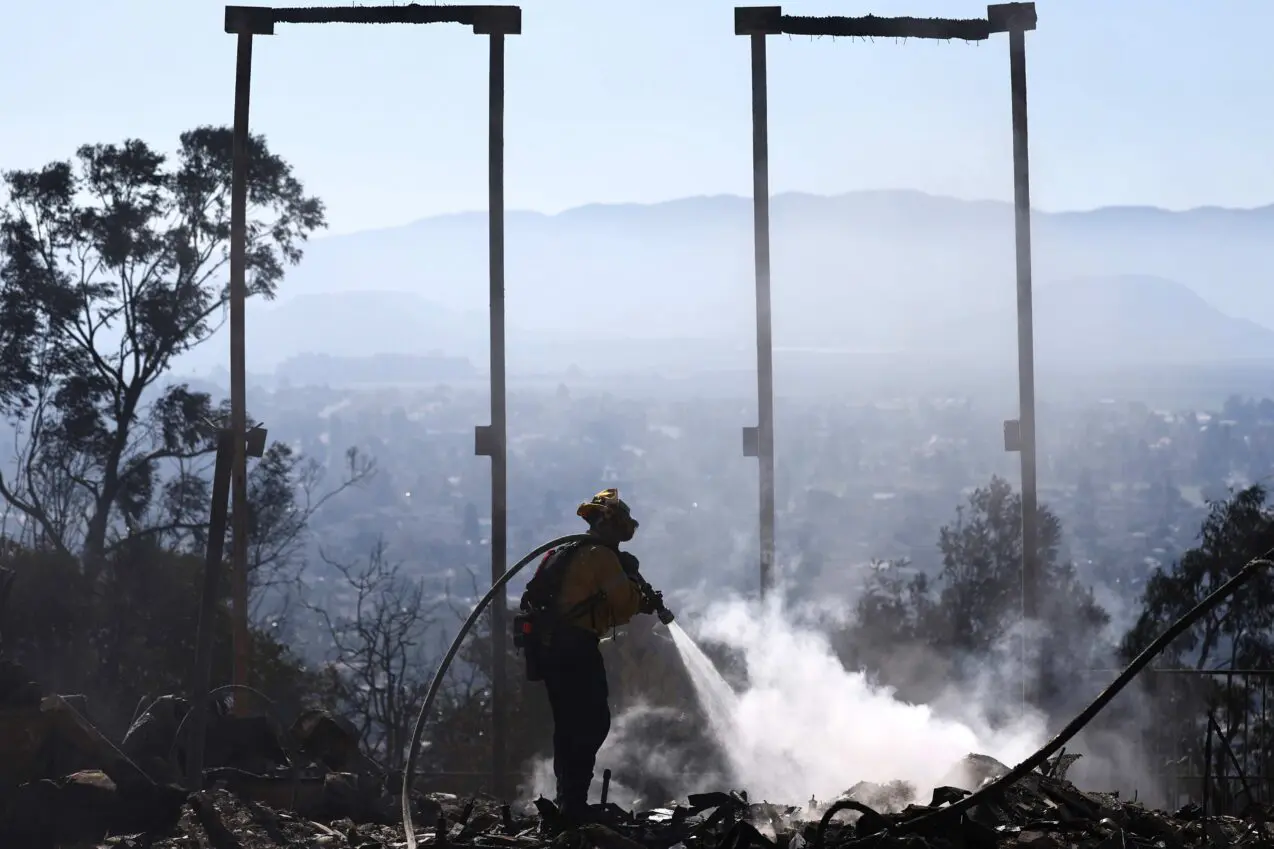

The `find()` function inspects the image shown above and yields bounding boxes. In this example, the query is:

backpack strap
[520,541,583,613]
[520,540,610,629]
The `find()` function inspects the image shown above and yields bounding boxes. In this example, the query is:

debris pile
[0,658,415,845]
[148,788,525,849]
[814,754,1273,849]
[0,659,1269,848]
[138,769,1274,849]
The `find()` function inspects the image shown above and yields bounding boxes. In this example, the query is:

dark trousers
[540,627,610,814]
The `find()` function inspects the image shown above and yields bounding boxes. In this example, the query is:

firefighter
[521,489,665,821]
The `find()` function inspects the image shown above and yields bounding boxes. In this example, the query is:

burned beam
[224,6,275,34]
[225,4,522,34]
[783,15,992,40]
[987,3,1038,34]
[734,4,1036,39]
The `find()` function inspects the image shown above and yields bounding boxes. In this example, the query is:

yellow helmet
[577,488,639,530]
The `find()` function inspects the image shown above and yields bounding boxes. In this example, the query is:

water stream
[668,621,740,741]
[664,606,1045,805]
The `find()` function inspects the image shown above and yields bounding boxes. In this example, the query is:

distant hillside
[931,275,1274,366]
[177,191,1274,372]
[1037,275,1274,364]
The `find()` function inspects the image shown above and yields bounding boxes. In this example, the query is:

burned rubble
[138,765,1274,849]
[0,658,1267,848]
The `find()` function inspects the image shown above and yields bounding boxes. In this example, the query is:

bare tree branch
[304,538,436,771]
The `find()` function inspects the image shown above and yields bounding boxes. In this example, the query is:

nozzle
[637,576,674,624]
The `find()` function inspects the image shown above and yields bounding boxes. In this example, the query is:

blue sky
[2,1,1268,234]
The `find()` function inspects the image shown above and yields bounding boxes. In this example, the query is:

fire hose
[816,554,1274,848]
[401,534,674,849]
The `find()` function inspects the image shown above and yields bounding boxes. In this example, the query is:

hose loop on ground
[401,534,596,849]
[815,799,887,849]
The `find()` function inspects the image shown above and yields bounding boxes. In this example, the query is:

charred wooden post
[221,2,522,795]
[989,0,1039,707]
[187,428,236,789]
[223,5,272,717]
[735,8,778,598]
[188,424,267,789]
[471,3,521,803]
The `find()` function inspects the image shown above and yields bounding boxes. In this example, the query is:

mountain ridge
[175,190,1274,374]
[367,189,1274,234]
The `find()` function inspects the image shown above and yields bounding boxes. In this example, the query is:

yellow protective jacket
[553,543,645,637]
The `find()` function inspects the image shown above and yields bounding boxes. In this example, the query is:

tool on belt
[513,591,605,682]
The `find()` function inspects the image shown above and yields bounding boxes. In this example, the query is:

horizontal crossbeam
[735,3,1035,40]
[225,4,522,36]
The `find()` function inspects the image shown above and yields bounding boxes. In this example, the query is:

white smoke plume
[524,591,1050,807]
[525,586,1171,810]
[682,594,1047,803]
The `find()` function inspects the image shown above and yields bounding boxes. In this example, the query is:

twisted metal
[169,683,305,808]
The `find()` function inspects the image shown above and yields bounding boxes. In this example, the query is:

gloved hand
[618,551,641,577]
[638,589,660,615]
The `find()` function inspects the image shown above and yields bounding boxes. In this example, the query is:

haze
[2,0,1272,809]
